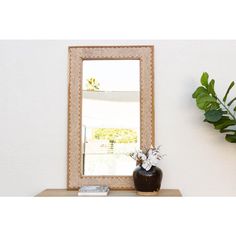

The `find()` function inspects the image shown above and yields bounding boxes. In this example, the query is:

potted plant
[130,146,164,195]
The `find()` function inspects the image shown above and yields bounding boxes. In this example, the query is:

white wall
[1,40,236,196]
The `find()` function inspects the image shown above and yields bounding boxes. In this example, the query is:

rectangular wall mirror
[68,46,154,189]
[82,60,140,176]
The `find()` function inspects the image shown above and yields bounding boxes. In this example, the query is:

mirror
[68,46,154,189]
[82,60,140,175]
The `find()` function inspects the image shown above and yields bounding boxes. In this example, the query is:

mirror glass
[82,60,140,175]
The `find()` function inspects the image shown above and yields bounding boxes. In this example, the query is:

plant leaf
[204,110,223,122]
[206,102,220,111]
[200,72,209,88]
[210,116,231,125]
[223,81,235,102]
[214,120,236,130]
[192,86,208,98]
[225,134,236,143]
[208,79,216,96]
[227,97,236,106]
[220,129,236,133]
[196,94,217,110]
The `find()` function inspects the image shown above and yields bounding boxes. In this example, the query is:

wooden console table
[36,189,182,197]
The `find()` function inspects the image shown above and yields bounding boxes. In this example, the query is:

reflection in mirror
[82,60,140,176]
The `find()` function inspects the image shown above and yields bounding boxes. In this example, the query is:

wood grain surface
[36,189,182,197]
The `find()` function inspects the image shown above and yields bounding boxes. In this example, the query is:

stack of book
[78,185,109,196]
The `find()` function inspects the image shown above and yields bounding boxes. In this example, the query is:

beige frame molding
[67,45,155,190]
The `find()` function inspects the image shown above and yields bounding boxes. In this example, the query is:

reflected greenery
[92,128,137,143]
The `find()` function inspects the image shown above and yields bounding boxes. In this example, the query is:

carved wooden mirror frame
[67,45,155,190]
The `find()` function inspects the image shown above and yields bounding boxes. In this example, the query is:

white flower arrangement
[130,146,164,171]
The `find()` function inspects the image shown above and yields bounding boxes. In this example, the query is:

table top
[36,189,182,197]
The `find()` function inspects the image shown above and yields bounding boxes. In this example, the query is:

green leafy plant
[192,72,236,143]
[86,77,100,91]
[92,128,137,144]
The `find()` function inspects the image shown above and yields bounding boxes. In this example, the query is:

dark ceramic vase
[133,165,163,192]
